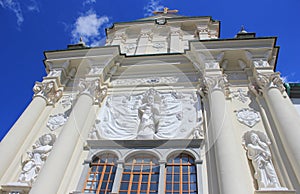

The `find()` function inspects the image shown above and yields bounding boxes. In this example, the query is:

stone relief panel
[242,131,287,191]
[231,88,249,103]
[17,133,56,186]
[236,108,260,127]
[46,113,68,131]
[60,94,74,109]
[111,77,179,87]
[89,89,202,140]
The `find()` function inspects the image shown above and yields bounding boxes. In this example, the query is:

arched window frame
[82,153,118,194]
[119,154,160,194]
[165,153,198,194]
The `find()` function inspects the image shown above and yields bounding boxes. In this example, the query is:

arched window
[119,154,160,194]
[166,153,197,194]
[83,153,117,194]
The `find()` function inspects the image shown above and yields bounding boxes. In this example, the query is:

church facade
[0,9,300,194]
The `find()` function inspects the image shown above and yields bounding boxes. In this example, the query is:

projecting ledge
[85,139,203,150]
[255,190,296,194]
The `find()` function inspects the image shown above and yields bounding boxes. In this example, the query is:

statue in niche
[18,133,56,185]
[243,131,286,190]
[137,90,160,139]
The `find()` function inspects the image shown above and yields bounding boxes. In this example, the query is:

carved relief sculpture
[46,113,68,131]
[18,133,56,185]
[137,89,160,139]
[236,108,260,127]
[242,131,287,190]
[90,89,202,140]
[232,88,248,103]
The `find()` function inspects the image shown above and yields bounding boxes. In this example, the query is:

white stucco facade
[0,11,299,194]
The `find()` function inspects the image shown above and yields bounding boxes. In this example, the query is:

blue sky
[0,0,299,140]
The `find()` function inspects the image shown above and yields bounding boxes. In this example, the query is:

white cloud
[144,0,164,17]
[27,0,39,12]
[83,0,96,6]
[0,0,24,27]
[71,10,110,47]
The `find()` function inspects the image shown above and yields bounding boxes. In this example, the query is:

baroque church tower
[0,8,300,194]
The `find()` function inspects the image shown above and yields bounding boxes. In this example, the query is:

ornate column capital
[250,72,285,95]
[200,74,229,96]
[33,81,63,105]
[78,79,107,105]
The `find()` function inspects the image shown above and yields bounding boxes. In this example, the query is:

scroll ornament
[33,81,62,105]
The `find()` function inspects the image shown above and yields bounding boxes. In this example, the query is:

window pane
[166,154,198,193]
[120,182,128,190]
[132,183,138,190]
[82,154,117,193]
[120,154,159,193]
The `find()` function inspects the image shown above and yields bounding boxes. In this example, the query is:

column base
[1,183,31,194]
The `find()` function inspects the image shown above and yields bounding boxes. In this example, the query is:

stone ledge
[255,190,296,194]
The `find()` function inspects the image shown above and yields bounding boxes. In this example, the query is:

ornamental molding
[78,79,107,105]
[231,88,249,103]
[201,74,229,95]
[88,66,104,76]
[242,131,287,191]
[17,133,56,186]
[245,50,271,68]
[124,43,137,53]
[199,52,224,70]
[111,76,179,86]
[33,81,63,105]
[236,108,260,127]
[152,42,165,51]
[252,72,285,95]
[46,113,68,131]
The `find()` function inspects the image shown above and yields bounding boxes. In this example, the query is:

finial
[153,7,179,15]
[79,37,84,43]
[239,25,248,33]
[78,37,86,46]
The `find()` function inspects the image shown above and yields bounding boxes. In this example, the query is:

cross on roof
[153,7,179,15]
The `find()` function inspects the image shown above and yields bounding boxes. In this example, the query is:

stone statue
[18,133,56,185]
[243,131,286,190]
[137,91,160,139]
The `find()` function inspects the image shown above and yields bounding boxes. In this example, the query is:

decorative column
[111,161,124,194]
[157,160,166,194]
[0,81,62,180]
[30,79,107,194]
[203,73,253,194]
[253,72,300,182]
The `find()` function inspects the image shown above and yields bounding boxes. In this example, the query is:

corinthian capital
[78,79,107,105]
[254,72,285,94]
[33,81,63,105]
[201,74,229,95]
